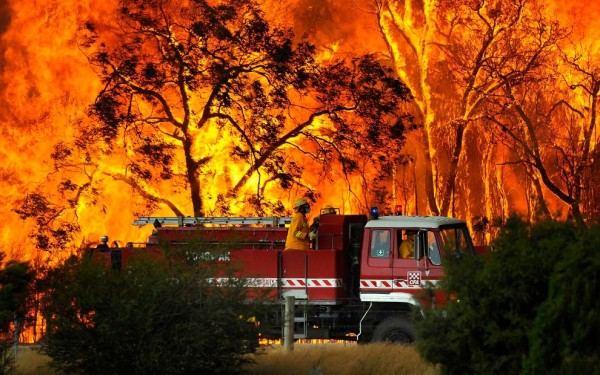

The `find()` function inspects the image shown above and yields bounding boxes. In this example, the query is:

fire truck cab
[91,210,474,343]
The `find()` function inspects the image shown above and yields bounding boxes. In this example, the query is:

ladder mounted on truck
[133,216,293,228]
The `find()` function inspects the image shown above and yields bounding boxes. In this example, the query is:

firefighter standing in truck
[285,198,315,251]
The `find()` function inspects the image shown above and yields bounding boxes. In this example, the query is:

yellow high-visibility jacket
[399,239,414,259]
[285,212,310,251]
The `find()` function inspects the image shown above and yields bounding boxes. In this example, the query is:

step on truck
[90,207,475,343]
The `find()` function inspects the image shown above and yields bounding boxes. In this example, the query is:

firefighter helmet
[294,198,308,208]
[322,205,336,214]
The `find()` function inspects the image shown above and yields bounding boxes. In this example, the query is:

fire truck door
[392,229,422,293]
[393,230,444,294]
[359,229,393,294]
[423,230,445,306]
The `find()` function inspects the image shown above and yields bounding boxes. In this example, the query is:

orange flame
[1,0,599,262]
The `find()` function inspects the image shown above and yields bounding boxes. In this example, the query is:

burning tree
[485,41,600,224]
[13,0,412,251]
[16,0,410,250]
[60,0,411,218]
[375,0,600,225]
[376,0,551,218]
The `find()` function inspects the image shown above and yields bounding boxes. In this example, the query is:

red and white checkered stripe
[281,278,342,288]
[360,279,423,289]
[209,277,343,288]
[309,279,340,287]
[282,278,306,287]
[360,279,393,289]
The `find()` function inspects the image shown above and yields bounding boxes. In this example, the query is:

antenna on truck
[133,216,293,227]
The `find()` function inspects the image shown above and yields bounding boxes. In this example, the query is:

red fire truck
[93,208,475,343]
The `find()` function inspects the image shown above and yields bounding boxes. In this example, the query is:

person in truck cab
[399,230,416,259]
[285,198,315,251]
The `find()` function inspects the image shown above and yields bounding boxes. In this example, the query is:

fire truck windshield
[439,226,473,257]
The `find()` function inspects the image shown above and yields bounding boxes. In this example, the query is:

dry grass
[12,343,438,375]
[244,343,439,375]
[13,345,59,375]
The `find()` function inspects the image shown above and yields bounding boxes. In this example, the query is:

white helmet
[293,198,308,208]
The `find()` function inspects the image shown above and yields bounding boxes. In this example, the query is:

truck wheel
[371,315,416,344]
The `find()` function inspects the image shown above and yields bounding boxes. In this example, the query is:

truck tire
[371,315,416,344]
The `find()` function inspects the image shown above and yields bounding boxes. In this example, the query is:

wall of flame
[1,0,599,263]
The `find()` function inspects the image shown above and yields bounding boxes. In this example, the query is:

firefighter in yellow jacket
[285,198,315,251]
